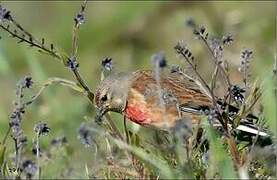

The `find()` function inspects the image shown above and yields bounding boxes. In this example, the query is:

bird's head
[94,72,132,123]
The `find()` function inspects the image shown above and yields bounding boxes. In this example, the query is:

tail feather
[236,124,268,137]
[179,101,270,138]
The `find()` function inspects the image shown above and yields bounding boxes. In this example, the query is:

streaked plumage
[94,69,268,137]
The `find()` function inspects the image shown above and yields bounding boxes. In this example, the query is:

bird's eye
[101,94,108,102]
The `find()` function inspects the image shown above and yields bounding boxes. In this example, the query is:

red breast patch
[124,103,151,125]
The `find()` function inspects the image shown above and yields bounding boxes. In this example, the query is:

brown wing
[126,70,212,128]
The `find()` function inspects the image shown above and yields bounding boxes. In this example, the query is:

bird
[94,69,268,138]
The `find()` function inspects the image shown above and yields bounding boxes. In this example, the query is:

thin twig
[199,35,232,88]
[234,84,262,126]
[70,0,88,57]
[198,34,237,133]
[0,2,95,104]
[25,77,84,106]
[189,29,242,167]
[176,47,226,127]
[35,133,40,179]
[69,0,94,103]
[179,50,213,99]
[14,82,24,172]
[0,24,60,59]
[210,65,219,92]
[227,137,241,168]
[105,113,124,141]
[72,69,94,103]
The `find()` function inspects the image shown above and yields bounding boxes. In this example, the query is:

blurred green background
[0,1,275,177]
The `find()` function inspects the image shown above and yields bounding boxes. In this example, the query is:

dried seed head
[32,146,41,156]
[174,42,195,67]
[174,41,186,54]
[51,136,68,146]
[74,1,87,26]
[239,48,253,86]
[66,56,79,70]
[9,111,23,139]
[199,26,206,35]
[185,17,196,28]
[207,108,218,124]
[241,49,253,60]
[23,76,33,89]
[229,85,245,103]
[78,122,92,147]
[0,5,11,22]
[74,12,85,26]
[222,34,234,45]
[9,76,33,147]
[17,76,33,89]
[34,122,50,136]
[151,53,167,68]
[17,135,27,149]
[50,43,54,51]
[171,118,192,141]
[192,25,209,41]
[21,160,37,178]
[101,57,113,71]
[210,37,223,59]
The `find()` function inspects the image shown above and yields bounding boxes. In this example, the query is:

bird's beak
[95,107,107,124]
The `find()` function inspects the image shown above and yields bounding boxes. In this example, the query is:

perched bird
[94,69,268,137]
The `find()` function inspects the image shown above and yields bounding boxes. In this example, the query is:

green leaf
[204,122,237,179]
[261,75,277,136]
[112,137,174,179]
[2,162,9,178]
[0,144,8,178]
[0,144,5,168]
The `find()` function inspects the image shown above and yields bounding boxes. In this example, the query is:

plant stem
[0,24,60,59]
[200,35,231,88]
[36,133,40,179]
[2,127,11,146]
